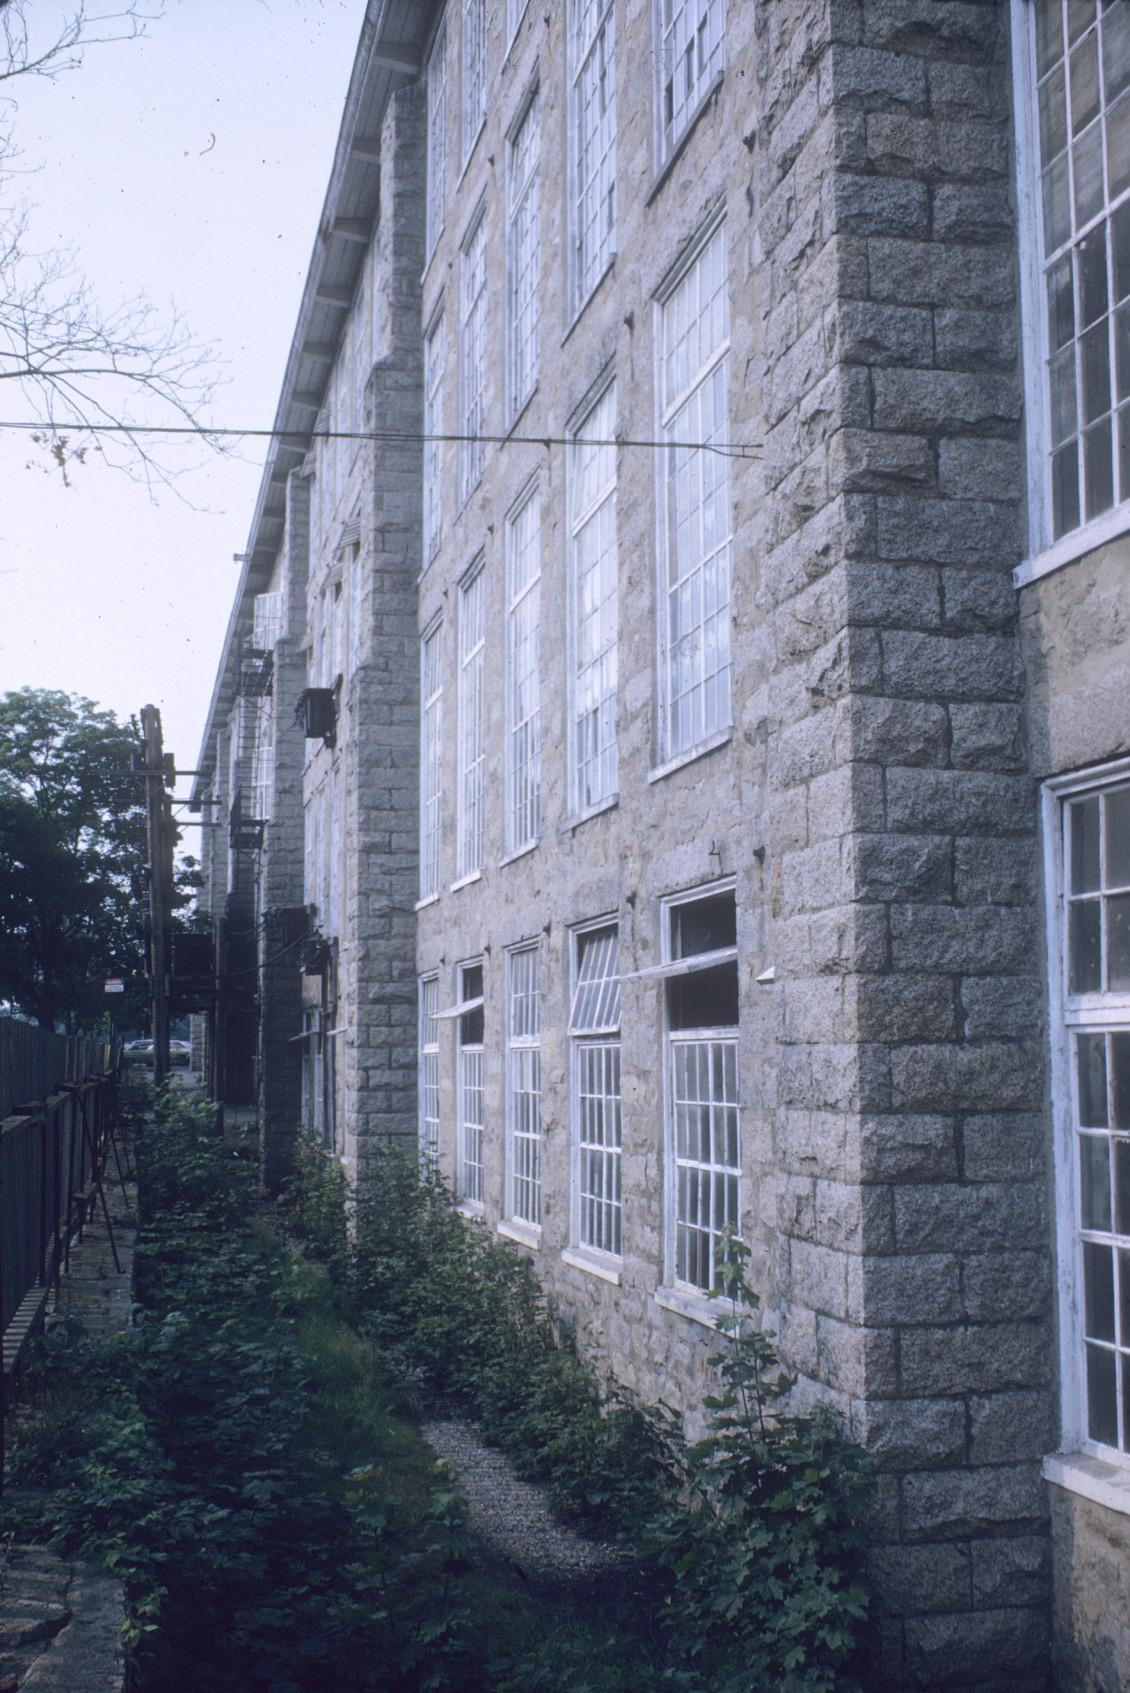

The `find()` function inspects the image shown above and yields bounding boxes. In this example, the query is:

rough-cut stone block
[971,1535,1050,1608]
[949,702,1026,770]
[954,836,1036,906]
[899,1321,1048,1395]
[868,1541,973,1616]
[902,1606,1050,1687]
[851,973,958,1042]
[865,113,1008,182]
[881,630,1025,702]
[871,367,1018,434]
[860,1113,959,1182]
[868,237,1015,307]
[822,43,928,113]
[933,182,1015,243]
[836,299,934,366]
[968,1392,1054,1465]
[893,1179,1043,1251]
[890,1043,1043,1114]
[854,833,953,902]
[902,1463,1047,1539]
[961,1113,1044,1182]
[935,305,1018,372]
[846,696,949,765]
[862,1393,967,1470]
[877,494,1019,566]
[826,172,929,237]
[960,974,1042,1040]
[963,1250,1049,1322]
[938,437,1024,502]
[942,566,1018,631]
[855,1251,962,1326]
[884,769,1034,837]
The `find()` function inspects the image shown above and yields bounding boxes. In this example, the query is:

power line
[0,419,760,461]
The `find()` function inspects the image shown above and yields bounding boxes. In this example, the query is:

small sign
[104,978,125,994]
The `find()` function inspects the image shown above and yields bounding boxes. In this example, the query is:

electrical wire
[0,419,759,461]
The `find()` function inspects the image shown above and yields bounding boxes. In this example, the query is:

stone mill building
[190,3,1130,1687]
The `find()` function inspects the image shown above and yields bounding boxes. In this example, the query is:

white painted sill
[498,840,539,870]
[561,1246,621,1286]
[647,727,732,786]
[1044,1450,1130,1519]
[497,1218,541,1251]
[654,1285,724,1331]
[559,793,618,834]
[456,1200,485,1222]
[1014,502,1130,589]
[415,892,442,912]
[449,870,482,893]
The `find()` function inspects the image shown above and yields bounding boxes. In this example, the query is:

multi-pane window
[505,489,541,855]
[664,886,740,1292]
[1060,778,1130,1455]
[659,221,731,760]
[508,93,540,419]
[570,383,618,812]
[507,946,541,1226]
[1027,0,1130,540]
[571,0,616,308]
[458,962,485,1204]
[659,0,724,158]
[419,975,441,1164]
[457,564,485,879]
[570,924,622,1257]
[424,312,445,563]
[250,694,273,824]
[462,0,486,164]
[460,216,487,505]
[420,621,443,900]
[508,0,531,46]
[426,19,448,260]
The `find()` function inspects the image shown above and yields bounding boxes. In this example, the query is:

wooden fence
[0,1023,122,1488]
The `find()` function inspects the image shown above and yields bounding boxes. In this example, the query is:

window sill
[456,1199,485,1221]
[647,727,732,785]
[497,1218,540,1250]
[449,870,482,893]
[559,793,618,834]
[561,1246,621,1286]
[654,1285,723,1331]
[1014,503,1130,589]
[562,256,616,349]
[1044,1450,1130,1519]
[645,72,725,208]
[415,892,442,912]
[498,841,539,869]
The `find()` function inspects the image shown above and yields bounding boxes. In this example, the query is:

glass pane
[674,891,737,957]
[1116,303,1130,401]
[1084,415,1114,515]
[1051,344,1079,446]
[1073,124,1105,226]
[1049,254,1077,348]
[1079,1031,1110,1126]
[1038,1,1066,75]
[1115,201,1130,301]
[1109,789,1130,886]
[1087,1342,1119,1445]
[1104,1,1130,103]
[1121,399,1130,499]
[1081,321,1112,421]
[1124,1354,1130,1453]
[1068,0,1097,47]
[1118,1146,1130,1234]
[1070,898,1103,992]
[1071,31,1102,133]
[1072,795,1102,891]
[1109,90,1130,198]
[1113,1034,1130,1129]
[1041,61,1070,164]
[1109,892,1130,989]
[1085,1241,1117,1339]
[1044,152,1074,253]
[1053,439,1081,535]
[1080,226,1109,324]
[1081,1132,1113,1230]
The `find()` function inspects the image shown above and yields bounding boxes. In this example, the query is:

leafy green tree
[0,686,189,1029]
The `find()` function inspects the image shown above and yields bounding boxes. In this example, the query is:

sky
[0,0,367,785]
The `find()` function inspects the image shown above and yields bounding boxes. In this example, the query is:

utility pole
[140,705,174,1087]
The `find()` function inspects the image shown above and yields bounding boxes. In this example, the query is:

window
[508,92,540,419]
[424,311,445,562]
[419,975,441,1164]
[505,488,540,855]
[507,945,541,1226]
[1021,0,1130,546]
[1050,770,1130,1458]
[570,0,616,309]
[250,694,273,824]
[570,924,622,1256]
[420,621,443,900]
[658,220,731,762]
[664,885,740,1293]
[570,382,618,812]
[457,563,485,879]
[462,0,486,164]
[457,962,485,1204]
[426,19,448,259]
[460,215,487,504]
[508,0,531,47]
[658,0,724,159]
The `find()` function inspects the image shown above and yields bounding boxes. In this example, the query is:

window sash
[507,947,541,1225]
[508,94,540,418]
[419,624,443,899]
[424,314,445,562]
[458,1045,484,1203]
[461,0,486,163]
[506,491,541,854]
[570,384,618,813]
[659,0,724,157]
[574,1037,622,1255]
[460,219,487,504]
[571,0,616,306]
[671,1033,740,1291]
[419,976,441,1161]
[426,21,448,258]
[570,926,621,1033]
[457,568,485,879]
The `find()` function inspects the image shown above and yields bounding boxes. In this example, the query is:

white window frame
[507,87,540,421]
[457,959,485,1206]
[656,0,725,164]
[461,0,487,166]
[507,0,532,51]
[655,214,732,767]
[457,561,485,880]
[661,880,740,1297]
[505,483,541,857]
[1043,758,1130,1494]
[569,0,617,313]
[569,919,623,1262]
[460,212,487,506]
[426,17,449,262]
[250,692,273,824]
[424,307,446,564]
[1012,0,1130,588]
[419,974,441,1164]
[419,619,443,900]
[568,379,619,817]
[506,943,541,1229]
